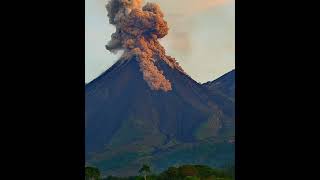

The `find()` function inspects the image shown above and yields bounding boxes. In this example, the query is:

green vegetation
[101,164,234,180]
[151,142,234,169]
[85,166,101,180]
[139,164,151,180]
[87,141,234,176]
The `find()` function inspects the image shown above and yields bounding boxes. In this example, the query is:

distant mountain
[203,70,235,121]
[85,59,234,176]
[203,70,235,100]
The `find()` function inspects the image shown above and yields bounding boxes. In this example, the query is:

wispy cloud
[150,0,233,16]
[149,0,233,59]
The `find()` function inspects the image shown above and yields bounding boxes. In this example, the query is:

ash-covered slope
[85,58,234,176]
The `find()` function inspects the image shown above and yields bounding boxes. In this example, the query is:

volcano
[85,0,234,176]
[85,57,234,176]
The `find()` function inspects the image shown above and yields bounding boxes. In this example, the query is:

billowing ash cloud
[105,0,185,91]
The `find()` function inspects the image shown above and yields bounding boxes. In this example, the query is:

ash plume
[105,0,185,91]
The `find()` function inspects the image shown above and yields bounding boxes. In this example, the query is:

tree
[166,166,179,178]
[85,166,101,180]
[139,164,151,180]
[179,165,198,177]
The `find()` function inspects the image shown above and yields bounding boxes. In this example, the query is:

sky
[85,0,235,83]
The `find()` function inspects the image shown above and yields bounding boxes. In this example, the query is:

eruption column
[105,0,185,91]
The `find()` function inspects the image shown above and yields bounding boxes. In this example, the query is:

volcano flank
[85,57,234,175]
[85,0,234,176]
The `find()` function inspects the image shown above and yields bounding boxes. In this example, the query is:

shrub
[85,166,101,180]
[179,165,198,177]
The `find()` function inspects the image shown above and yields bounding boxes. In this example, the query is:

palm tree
[139,164,151,180]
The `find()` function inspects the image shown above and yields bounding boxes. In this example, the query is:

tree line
[85,164,234,180]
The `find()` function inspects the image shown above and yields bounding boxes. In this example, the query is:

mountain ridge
[85,58,234,176]
[203,69,235,100]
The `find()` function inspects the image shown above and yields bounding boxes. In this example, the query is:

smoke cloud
[105,0,185,91]
[149,0,232,55]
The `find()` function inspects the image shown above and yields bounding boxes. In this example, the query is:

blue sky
[85,0,235,83]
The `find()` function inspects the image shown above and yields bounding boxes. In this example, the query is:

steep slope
[85,0,234,176]
[203,70,235,138]
[85,58,234,176]
[203,70,235,101]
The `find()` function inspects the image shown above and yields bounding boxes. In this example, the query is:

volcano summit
[105,0,186,91]
[85,0,234,176]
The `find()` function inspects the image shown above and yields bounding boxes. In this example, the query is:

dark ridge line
[202,69,235,86]
[85,57,134,89]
